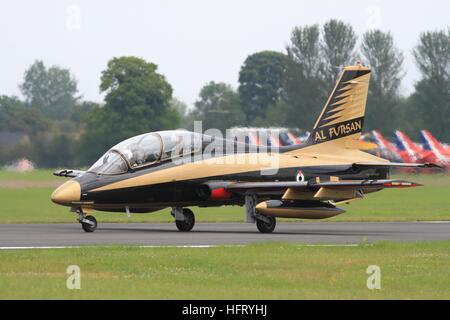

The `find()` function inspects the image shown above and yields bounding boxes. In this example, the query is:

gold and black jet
[51,64,438,233]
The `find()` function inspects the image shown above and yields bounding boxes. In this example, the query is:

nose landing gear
[171,207,195,232]
[81,215,98,232]
[74,208,98,233]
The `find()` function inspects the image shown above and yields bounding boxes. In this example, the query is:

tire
[256,216,276,233]
[81,215,97,233]
[175,208,195,232]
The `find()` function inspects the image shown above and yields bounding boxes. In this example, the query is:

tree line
[1,19,450,168]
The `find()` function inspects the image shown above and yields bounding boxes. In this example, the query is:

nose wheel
[172,207,195,232]
[75,208,98,233]
[81,215,98,232]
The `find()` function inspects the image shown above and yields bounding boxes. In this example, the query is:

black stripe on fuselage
[78,164,388,210]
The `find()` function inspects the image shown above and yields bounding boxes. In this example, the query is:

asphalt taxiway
[0,222,449,248]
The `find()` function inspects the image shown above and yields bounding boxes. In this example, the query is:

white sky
[1,0,449,108]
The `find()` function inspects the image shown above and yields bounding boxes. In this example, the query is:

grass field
[0,170,449,223]
[0,170,63,181]
[0,241,449,299]
[1,170,449,300]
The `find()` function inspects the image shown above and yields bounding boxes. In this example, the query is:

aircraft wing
[226,181,308,191]
[225,179,421,197]
[353,162,442,169]
[53,169,85,178]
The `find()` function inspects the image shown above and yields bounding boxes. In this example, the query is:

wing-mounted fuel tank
[255,200,345,219]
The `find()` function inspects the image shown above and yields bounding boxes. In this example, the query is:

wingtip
[424,162,443,169]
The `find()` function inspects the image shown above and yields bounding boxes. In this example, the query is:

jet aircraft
[51,64,438,233]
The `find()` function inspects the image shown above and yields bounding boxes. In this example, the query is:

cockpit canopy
[88,130,203,175]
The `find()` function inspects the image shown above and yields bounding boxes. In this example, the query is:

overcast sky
[1,0,449,108]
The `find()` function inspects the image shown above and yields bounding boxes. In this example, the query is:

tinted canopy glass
[159,130,202,160]
[88,130,205,174]
[88,150,128,175]
[114,133,162,168]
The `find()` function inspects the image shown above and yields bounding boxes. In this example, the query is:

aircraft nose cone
[51,180,81,205]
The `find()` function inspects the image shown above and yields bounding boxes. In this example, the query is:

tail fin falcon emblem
[305,64,371,149]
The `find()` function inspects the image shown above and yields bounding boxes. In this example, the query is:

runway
[0,222,449,248]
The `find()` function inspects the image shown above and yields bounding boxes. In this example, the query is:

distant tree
[0,95,49,134]
[100,57,172,113]
[321,19,357,86]
[287,25,322,80]
[0,96,31,165]
[238,51,290,124]
[413,30,450,80]
[29,131,78,168]
[263,100,291,127]
[78,56,179,164]
[0,95,79,167]
[189,82,245,132]
[20,60,79,119]
[171,97,194,129]
[409,30,450,140]
[70,101,101,124]
[360,30,405,133]
[0,95,26,131]
[285,25,327,129]
[170,97,188,118]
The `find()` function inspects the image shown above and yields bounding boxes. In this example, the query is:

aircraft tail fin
[420,130,443,152]
[394,130,418,160]
[303,64,371,149]
[372,130,395,151]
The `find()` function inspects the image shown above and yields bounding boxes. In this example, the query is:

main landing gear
[171,207,195,232]
[256,215,276,233]
[74,208,98,233]
[245,195,276,233]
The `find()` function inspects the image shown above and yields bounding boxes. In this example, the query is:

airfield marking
[0,244,365,250]
[0,245,218,250]
[0,246,82,250]
[0,245,242,250]
[420,221,450,224]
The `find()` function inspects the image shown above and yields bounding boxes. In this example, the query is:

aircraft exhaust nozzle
[256,200,345,219]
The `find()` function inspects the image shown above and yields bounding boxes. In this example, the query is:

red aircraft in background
[371,130,413,163]
[419,130,450,167]
[394,130,443,165]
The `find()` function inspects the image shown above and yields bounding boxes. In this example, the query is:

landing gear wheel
[175,208,195,232]
[256,216,276,233]
[81,215,97,233]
